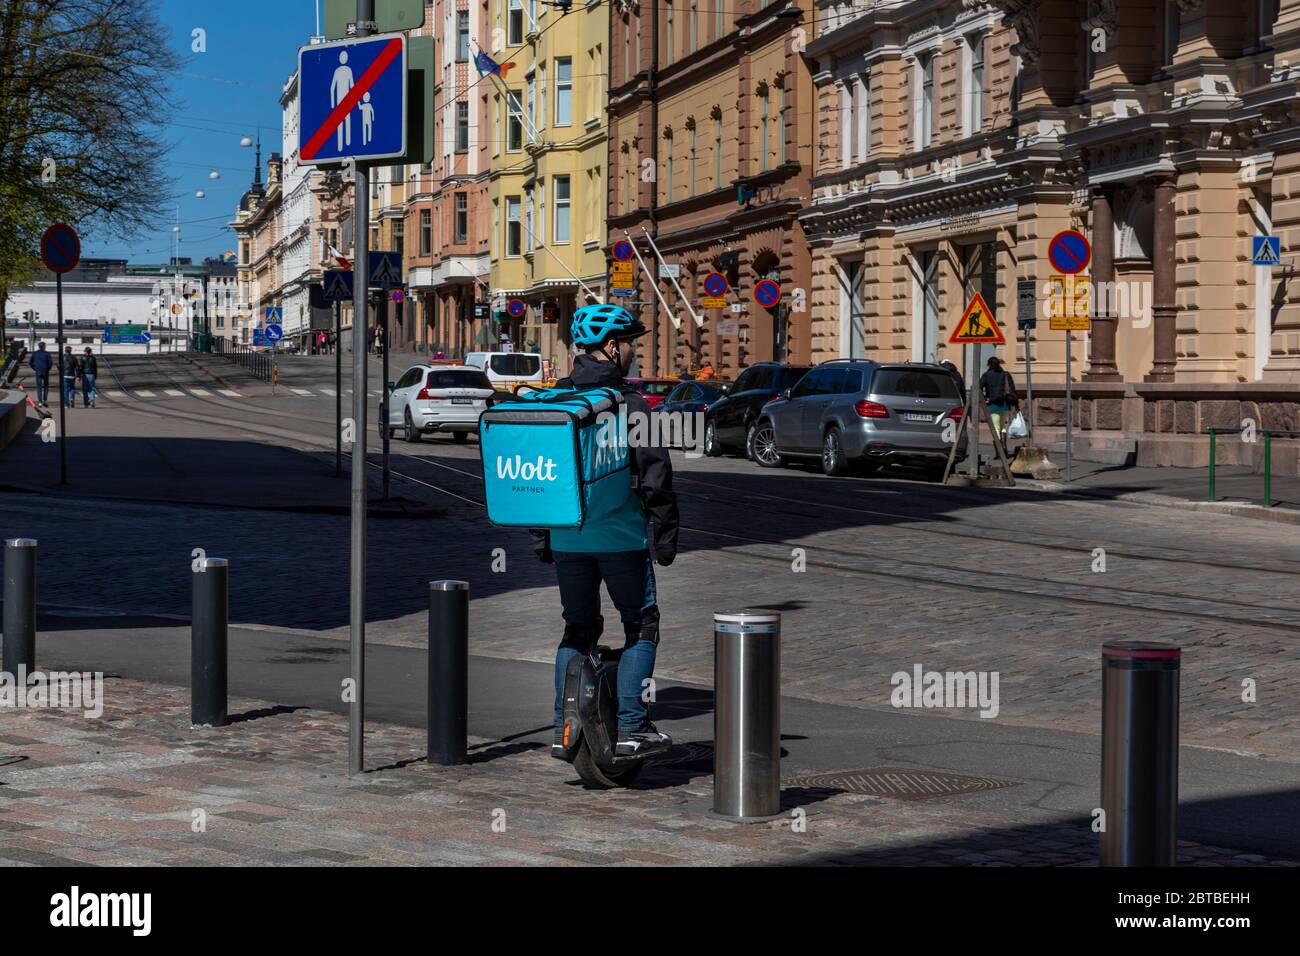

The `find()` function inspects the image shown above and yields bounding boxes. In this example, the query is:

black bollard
[2,539,37,679]
[427,580,468,765]
[191,557,229,727]
[1101,641,1181,866]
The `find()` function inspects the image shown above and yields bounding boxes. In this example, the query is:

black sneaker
[551,725,567,759]
[615,722,672,758]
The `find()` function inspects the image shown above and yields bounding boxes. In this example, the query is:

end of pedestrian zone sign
[298,33,407,166]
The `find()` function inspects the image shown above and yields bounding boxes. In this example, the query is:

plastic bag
[1007,411,1028,439]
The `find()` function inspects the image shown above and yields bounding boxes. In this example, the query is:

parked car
[703,362,812,459]
[385,364,496,443]
[463,351,544,392]
[660,379,729,416]
[750,360,967,479]
[626,377,680,409]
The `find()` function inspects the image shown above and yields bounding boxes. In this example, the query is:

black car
[659,380,729,451]
[703,362,812,458]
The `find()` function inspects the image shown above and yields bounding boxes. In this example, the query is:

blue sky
[82,1,321,265]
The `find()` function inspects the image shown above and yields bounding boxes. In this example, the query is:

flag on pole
[473,43,515,79]
[327,243,352,271]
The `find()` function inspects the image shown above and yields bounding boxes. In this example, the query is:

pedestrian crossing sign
[1253,235,1281,266]
[949,292,1005,345]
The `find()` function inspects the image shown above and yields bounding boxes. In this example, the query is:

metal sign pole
[1065,331,1073,482]
[335,299,342,478]
[56,273,67,485]
[1024,325,1034,439]
[381,300,390,501]
[348,0,375,779]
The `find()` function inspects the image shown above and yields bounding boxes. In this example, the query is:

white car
[385,364,495,443]
[463,351,544,392]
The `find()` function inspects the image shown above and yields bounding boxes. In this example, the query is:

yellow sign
[611,261,634,278]
[702,296,728,309]
[949,291,1004,344]
[1047,274,1091,331]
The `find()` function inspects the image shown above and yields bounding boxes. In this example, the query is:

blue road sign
[369,251,403,288]
[1048,230,1091,275]
[253,328,267,348]
[299,33,407,165]
[753,278,781,308]
[612,240,634,262]
[41,223,81,274]
[323,269,354,301]
[264,306,284,325]
[703,272,729,297]
[140,331,152,343]
[1253,235,1281,266]
[265,324,284,344]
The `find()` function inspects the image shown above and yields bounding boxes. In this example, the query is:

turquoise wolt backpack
[478,387,634,529]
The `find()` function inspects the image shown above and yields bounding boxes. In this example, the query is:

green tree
[0,0,177,348]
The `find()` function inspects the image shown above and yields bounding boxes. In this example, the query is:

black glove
[530,529,553,564]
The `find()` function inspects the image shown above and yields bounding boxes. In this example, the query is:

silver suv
[750,360,967,478]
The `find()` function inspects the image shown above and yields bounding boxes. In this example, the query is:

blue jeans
[552,550,658,732]
[81,374,96,405]
[62,377,76,405]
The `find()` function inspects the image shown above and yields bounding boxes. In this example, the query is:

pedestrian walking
[940,360,965,396]
[80,348,98,408]
[60,345,80,408]
[29,341,52,406]
[980,356,1018,443]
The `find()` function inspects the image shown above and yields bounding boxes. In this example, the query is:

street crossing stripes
[119,385,348,401]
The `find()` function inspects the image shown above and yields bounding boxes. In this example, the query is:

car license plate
[903,412,932,423]
[452,398,473,405]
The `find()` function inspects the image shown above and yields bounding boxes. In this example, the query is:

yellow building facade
[488,0,608,377]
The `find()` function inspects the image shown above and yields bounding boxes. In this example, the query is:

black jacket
[59,353,81,378]
[532,353,680,565]
[980,368,1017,406]
[80,354,98,376]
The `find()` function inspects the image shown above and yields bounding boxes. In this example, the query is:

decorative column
[1086,186,1121,380]
[1146,176,1178,382]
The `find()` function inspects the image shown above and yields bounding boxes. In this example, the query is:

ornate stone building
[801,0,1300,469]
[609,0,816,377]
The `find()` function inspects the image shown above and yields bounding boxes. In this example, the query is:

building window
[538,62,547,135]
[508,0,524,45]
[420,209,431,256]
[758,89,770,173]
[968,36,985,135]
[526,73,536,142]
[666,2,674,65]
[525,189,534,252]
[589,45,602,121]
[554,175,571,243]
[840,81,852,167]
[779,83,788,165]
[714,113,723,188]
[689,0,698,53]
[588,166,600,239]
[665,131,673,200]
[506,89,524,151]
[919,54,934,149]
[840,259,865,359]
[456,101,469,152]
[457,11,470,61]
[492,93,500,157]
[554,57,572,125]
[1164,1,1180,64]
[455,192,468,243]
[505,196,521,257]
[715,0,724,40]
[856,75,868,161]
[491,198,499,258]
[688,122,697,196]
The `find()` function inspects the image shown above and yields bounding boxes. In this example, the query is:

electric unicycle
[556,646,652,788]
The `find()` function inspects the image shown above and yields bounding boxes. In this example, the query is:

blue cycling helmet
[571,303,648,347]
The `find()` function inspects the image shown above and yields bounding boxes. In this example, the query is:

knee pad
[622,605,661,648]
[560,617,604,654]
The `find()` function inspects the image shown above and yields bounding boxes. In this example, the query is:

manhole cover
[789,766,1019,801]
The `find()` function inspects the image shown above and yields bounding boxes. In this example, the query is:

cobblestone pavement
[4,387,1299,766]
[1,679,1294,867]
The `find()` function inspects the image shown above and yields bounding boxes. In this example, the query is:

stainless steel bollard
[191,557,229,727]
[428,580,468,766]
[2,539,37,678]
[1101,641,1181,866]
[713,611,781,819]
